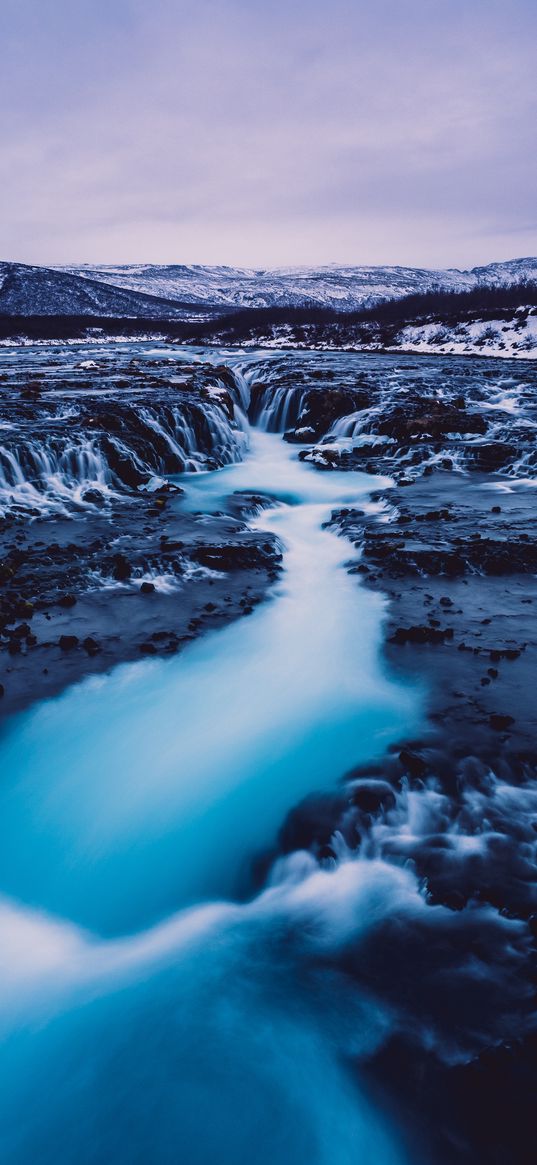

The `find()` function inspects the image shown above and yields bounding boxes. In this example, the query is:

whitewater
[0,344,533,1165]
[0,336,530,1165]
[0,376,437,1162]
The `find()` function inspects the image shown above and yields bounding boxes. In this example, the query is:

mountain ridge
[1,257,536,318]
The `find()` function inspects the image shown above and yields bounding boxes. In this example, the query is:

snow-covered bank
[390,310,537,359]
[226,308,537,359]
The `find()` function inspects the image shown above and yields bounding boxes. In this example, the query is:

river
[0,372,424,1163]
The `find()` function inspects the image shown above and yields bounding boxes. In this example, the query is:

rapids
[0,430,419,935]
[0,347,535,1165]
[0,395,426,1163]
[0,343,534,1165]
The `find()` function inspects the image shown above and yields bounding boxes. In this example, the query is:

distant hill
[0,262,215,319]
[61,258,537,312]
[1,256,536,318]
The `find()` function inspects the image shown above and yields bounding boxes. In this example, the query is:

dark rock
[279,792,348,854]
[82,637,101,655]
[390,625,453,646]
[82,489,105,507]
[190,542,281,572]
[489,713,515,731]
[375,401,487,440]
[140,581,156,594]
[469,443,517,472]
[19,382,42,400]
[112,553,132,581]
[350,780,397,814]
[430,888,466,911]
[58,593,77,608]
[399,748,428,778]
[11,623,31,639]
[59,635,79,651]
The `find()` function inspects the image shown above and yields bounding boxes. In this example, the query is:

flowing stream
[0,404,424,1164]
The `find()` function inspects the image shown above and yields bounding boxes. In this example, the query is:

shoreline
[0,507,282,722]
[2,332,537,362]
[0,341,535,1163]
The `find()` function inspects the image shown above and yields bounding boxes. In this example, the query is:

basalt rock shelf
[0,346,282,714]
[0,341,536,1165]
[253,349,537,1165]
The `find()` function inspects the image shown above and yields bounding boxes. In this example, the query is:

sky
[1,0,536,269]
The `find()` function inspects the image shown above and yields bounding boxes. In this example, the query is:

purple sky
[1,0,536,268]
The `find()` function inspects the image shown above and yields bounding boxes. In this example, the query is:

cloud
[1,0,536,266]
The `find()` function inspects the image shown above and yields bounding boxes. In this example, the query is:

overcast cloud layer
[1,0,536,268]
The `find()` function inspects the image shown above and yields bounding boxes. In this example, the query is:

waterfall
[224,364,251,413]
[249,383,311,432]
[326,410,364,439]
[0,384,250,518]
[0,438,117,517]
[0,343,535,1165]
[0,423,530,1165]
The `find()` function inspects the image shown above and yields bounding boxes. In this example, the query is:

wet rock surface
[270,349,537,482]
[344,517,536,1159]
[1,341,536,1164]
[245,351,537,770]
[329,473,537,765]
[0,506,282,716]
[0,345,281,716]
[297,355,537,928]
[0,349,248,521]
[245,349,537,1165]
[291,478,537,1164]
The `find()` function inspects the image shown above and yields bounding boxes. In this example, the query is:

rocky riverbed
[1,341,536,1165]
[0,345,282,715]
[249,349,537,1165]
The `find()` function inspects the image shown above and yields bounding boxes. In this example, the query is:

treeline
[187,282,537,341]
[353,280,537,325]
[0,309,342,343]
[0,281,536,343]
[0,316,193,341]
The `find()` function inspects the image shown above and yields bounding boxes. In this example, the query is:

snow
[392,312,537,360]
[1,256,536,321]
[56,257,537,313]
[224,311,537,361]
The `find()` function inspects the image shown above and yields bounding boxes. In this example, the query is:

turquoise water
[0,427,422,1164]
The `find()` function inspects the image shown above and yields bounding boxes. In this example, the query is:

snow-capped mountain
[60,258,537,312]
[0,262,210,319]
[0,257,536,318]
[59,262,473,311]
